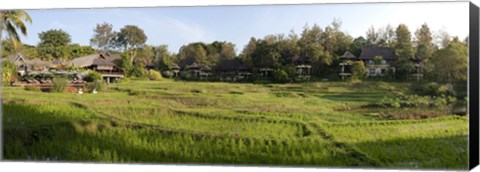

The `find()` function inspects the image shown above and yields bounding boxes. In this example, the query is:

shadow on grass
[2,103,468,170]
[351,135,468,170]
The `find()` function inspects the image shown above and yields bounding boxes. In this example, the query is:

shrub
[118,77,131,83]
[414,82,457,97]
[381,109,446,120]
[52,77,69,93]
[351,61,366,80]
[373,56,384,64]
[2,60,17,86]
[24,85,41,92]
[85,80,107,92]
[162,70,173,78]
[272,69,290,83]
[84,71,103,82]
[148,69,163,81]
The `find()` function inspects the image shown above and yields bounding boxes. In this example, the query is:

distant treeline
[1,19,468,83]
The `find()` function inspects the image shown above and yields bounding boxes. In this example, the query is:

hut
[199,65,212,79]
[293,55,312,80]
[170,63,181,77]
[339,51,356,80]
[187,62,201,78]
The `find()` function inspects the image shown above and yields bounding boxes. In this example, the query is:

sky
[18,1,469,54]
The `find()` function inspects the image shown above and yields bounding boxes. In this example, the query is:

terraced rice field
[2,80,468,169]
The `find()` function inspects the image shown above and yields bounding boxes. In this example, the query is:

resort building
[217,59,252,81]
[339,51,356,80]
[358,47,397,78]
[3,54,51,76]
[69,53,124,83]
[293,55,312,80]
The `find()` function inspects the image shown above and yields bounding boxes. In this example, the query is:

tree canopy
[0,10,32,48]
[90,22,116,52]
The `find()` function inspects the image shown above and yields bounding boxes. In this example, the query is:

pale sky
[15,1,469,54]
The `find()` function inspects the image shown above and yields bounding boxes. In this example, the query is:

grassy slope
[2,79,468,169]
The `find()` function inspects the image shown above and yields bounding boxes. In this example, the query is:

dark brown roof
[100,53,121,62]
[93,58,115,66]
[292,55,311,65]
[410,55,423,63]
[171,63,181,70]
[70,53,120,67]
[200,65,212,71]
[341,51,356,59]
[218,59,250,71]
[359,47,396,61]
[188,62,200,69]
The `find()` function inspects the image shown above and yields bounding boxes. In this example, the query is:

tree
[366,25,379,46]
[351,61,366,80]
[377,24,396,47]
[115,25,147,63]
[415,23,434,60]
[136,45,154,66]
[239,37,257,66]
[177,43,208,67]
[394,24,414,60]
[430,37,467,83]
[90,22,116,52]
[37,29,72,60]
[299,24,332,77]
[0,10,32,49]
[38,29,71,47]
[415,23,434,78]
[219,42,236,61]
[350,36,367,57]
[434,29,451,49]
[244,34,283,69]
[152,45,175,70]
[394,24,415,80]
[69,44,96,58]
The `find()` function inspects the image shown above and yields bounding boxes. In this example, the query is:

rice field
[2,79,469,169]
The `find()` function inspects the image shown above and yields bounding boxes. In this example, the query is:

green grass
[2,79,469,169]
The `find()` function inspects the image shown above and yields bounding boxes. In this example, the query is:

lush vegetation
[2,80,468,169]
[1,17,468,84]
[0,9,469,170]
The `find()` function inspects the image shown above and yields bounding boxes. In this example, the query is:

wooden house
[69,53,124,83]
[217,59,252,81]
[358,47,396,77]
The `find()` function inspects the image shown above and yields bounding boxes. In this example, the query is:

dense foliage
[51,77,69,92]
[0,18,468,85]
[147,69,163,81]
[83,71,103,82]
[2,60,17,86]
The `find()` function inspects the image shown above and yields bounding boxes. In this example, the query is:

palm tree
[0,10,32,48]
